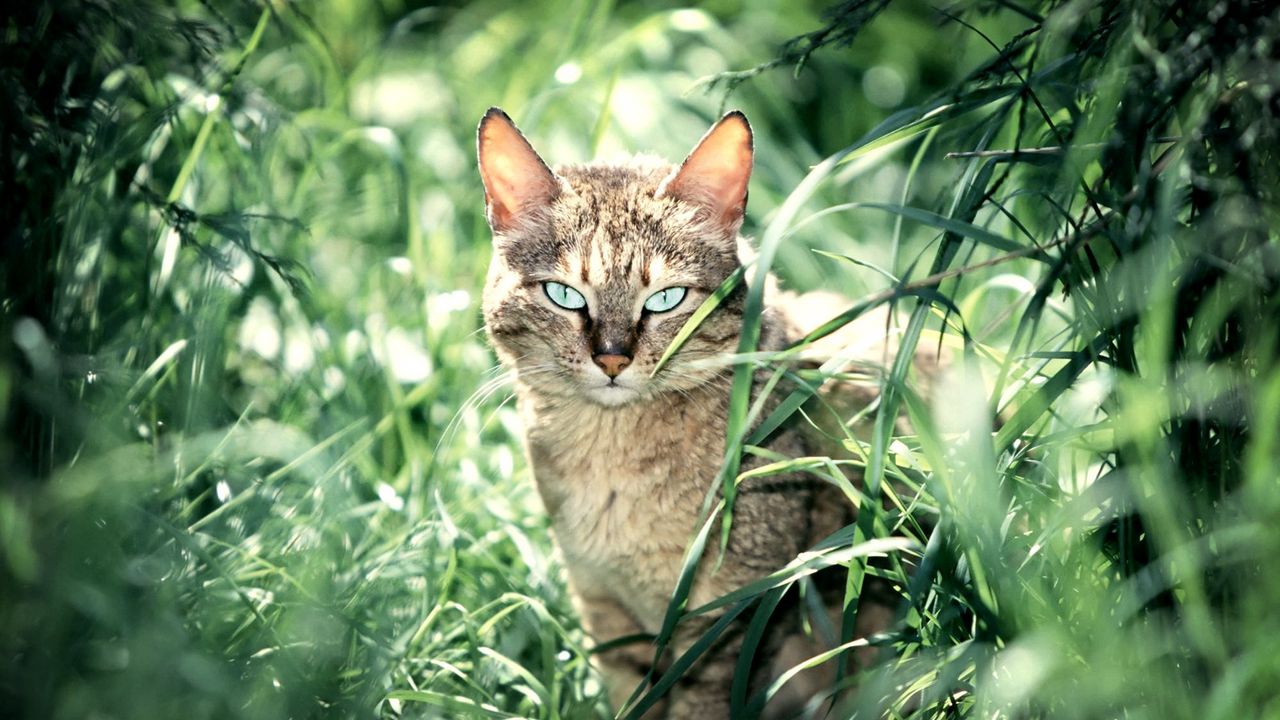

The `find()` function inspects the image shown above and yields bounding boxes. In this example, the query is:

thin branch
[945,137,1182,160]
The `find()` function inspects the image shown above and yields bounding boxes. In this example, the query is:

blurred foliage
[1,0,1278,718]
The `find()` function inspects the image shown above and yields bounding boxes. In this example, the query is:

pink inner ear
[477,109,559,231]
[659,112,754,227]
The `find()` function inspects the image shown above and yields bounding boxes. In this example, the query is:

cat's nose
[593,353,631,378]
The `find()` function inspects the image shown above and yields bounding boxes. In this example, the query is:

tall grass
[689,0,1280,717]
[2,0,1277,718]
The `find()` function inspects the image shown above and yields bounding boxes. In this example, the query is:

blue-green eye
[543,281,587,310]
[643,287,686,313]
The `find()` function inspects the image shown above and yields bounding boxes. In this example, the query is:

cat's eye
[543,281,587,310]
[643,287,687,313]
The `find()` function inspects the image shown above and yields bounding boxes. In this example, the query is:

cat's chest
[522,396,726,622]
[527,409,715,548]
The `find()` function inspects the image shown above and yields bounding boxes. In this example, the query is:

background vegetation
[2,0,1277,718]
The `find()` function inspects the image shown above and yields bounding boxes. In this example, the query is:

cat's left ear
[656,111,753,232]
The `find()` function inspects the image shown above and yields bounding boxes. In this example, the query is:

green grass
[3,0,1279,718]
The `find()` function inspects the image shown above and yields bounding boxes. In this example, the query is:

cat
[477,107,912,719]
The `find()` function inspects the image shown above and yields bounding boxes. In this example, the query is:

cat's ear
[656,111,753,231]
[477,107,561,232]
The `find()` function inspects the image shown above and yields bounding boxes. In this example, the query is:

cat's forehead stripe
[645,256,665,286]
[587,225,609,284]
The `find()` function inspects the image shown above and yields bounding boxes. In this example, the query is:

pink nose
[593,353,631,378]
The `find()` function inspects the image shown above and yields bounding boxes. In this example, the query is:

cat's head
[478,108,753,407]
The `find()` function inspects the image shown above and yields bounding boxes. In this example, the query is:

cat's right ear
[477,108,560,233]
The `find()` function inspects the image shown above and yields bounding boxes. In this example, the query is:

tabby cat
[477,107,901,719]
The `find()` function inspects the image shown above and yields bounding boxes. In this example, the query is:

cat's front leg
[571,588,667,719]
[658,615,745,720]
[666,670,733,720]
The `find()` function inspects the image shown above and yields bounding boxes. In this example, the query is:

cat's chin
[581,383,643,407]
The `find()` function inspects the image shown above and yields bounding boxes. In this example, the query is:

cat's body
[478,108,894,718]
